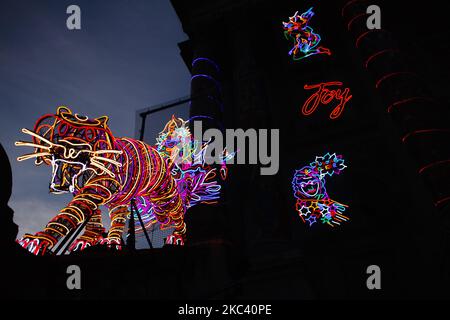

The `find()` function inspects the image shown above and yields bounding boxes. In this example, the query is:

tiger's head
[16,106,122,194]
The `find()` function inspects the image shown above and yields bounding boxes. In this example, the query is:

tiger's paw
[68,239,95,252]
[97,238,122,250]
[17,234,52,255]
[165,234,185,246]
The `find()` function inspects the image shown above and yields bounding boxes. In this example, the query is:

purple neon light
[192,57,221,73]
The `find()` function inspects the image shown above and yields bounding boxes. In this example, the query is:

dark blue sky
[0,0,191,243]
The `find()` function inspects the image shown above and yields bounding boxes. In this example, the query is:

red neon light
[402,129,450,143]
[375,71,416,89]
[387,96,434,113]
[341,0,362,17]
[418,159,450,174]
[302,81,353,120]
[435,196,450,207]
[355,29,386,48]
[365,49,399,68]
[347,12,367,31]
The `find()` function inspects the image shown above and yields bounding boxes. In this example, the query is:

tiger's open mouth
[50,157,87,194]
[299,179,320,197]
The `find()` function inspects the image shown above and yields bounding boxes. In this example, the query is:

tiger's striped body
[16,107,222,255]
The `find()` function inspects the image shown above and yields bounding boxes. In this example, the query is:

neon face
[302,81,353,119]
[298,175,322,198]
[292,153,349,227]
[15,107,230,255]
[282,7,331,61]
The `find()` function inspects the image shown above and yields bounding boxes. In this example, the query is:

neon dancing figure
[282,7,331,61]
[292,153,349,227]
[15,107,229,255]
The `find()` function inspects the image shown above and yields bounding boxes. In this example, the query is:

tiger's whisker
[17,152,51,162]
[21,128,54,147]
[92,156,122,167]
[90,150,123,155]
[15,141,51,150]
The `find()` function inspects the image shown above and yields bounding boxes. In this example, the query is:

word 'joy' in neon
[302,81,353,120]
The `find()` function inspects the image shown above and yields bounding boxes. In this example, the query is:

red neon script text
[302,81,353,119]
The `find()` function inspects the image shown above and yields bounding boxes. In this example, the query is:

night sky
[0,0,191,244]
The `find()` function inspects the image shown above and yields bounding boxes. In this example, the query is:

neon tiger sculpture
[282,7,331,61]
[15,107,228,255]
[292,153,349,227]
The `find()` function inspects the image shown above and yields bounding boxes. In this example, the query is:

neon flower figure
[282,7,331,61]
[15,107,229,255]
[292,153,349,227]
